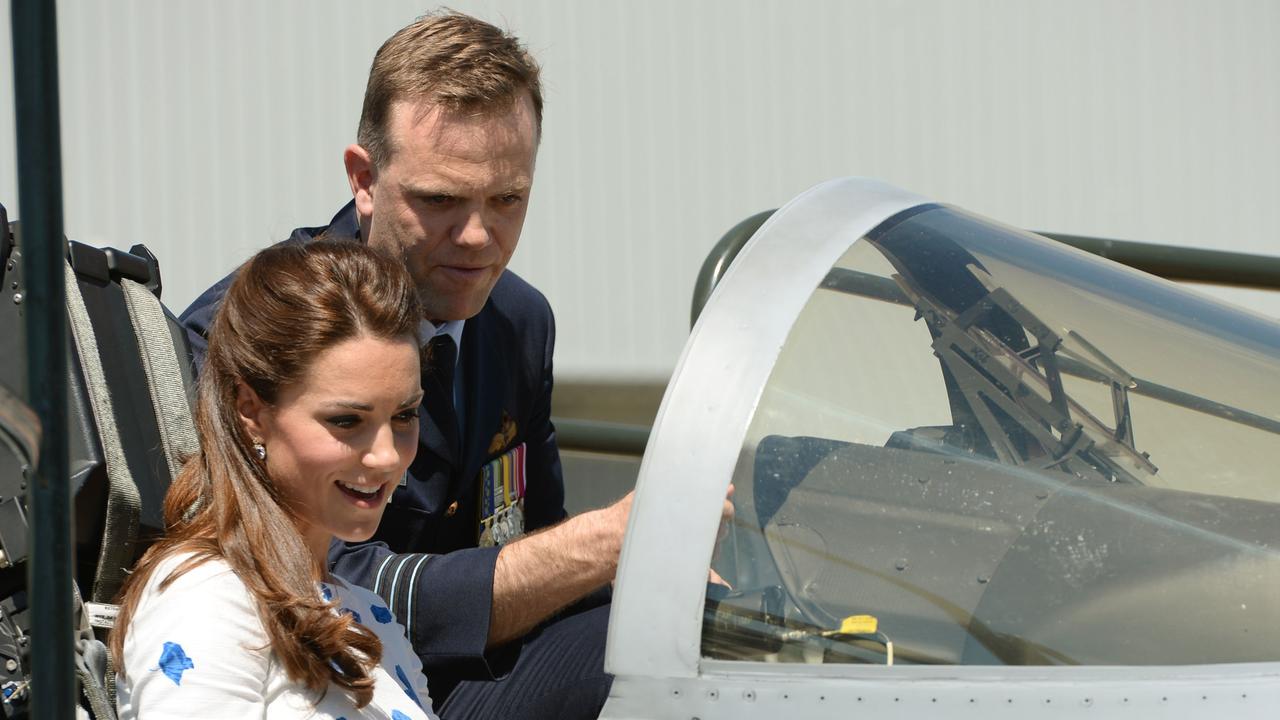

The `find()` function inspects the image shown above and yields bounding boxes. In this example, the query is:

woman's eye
[394,408,420,423]
[326,415,361,429]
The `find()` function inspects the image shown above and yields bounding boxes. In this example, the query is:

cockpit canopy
[701,194,1280,668]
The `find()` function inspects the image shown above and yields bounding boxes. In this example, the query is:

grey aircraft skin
[602,178,1280,719]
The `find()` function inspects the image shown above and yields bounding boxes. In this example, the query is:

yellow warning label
[838,615,878,635]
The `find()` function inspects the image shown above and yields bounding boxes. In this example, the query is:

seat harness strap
[64,261,139,605]
[119,278,197,479]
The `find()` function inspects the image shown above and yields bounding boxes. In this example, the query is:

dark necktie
[424,334,461,457]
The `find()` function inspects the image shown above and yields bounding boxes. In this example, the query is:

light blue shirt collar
[418,319,464,367]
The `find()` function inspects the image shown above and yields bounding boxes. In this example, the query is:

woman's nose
[363,423,402,470]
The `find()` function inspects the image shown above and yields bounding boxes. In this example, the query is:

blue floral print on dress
[156,642,194,685]
[394,664,423,709]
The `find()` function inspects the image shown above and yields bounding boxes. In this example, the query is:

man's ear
[344,144,377,225]
[235,380,271,443]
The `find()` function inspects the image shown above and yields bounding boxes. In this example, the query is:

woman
[111,240,436,719]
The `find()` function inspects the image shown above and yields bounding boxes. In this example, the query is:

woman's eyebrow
[323,400,373,412]
[322,394,424,411]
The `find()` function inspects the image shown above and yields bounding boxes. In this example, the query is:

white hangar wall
[1,0,1278,382]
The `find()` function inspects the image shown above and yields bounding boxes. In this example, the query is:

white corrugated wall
[2,0,1278,381]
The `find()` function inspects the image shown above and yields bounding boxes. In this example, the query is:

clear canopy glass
[703,204,1280,667]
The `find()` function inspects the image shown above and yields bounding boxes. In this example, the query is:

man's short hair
[357,10,544,168]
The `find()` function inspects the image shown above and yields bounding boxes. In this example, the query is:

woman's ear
[235,380,271,442]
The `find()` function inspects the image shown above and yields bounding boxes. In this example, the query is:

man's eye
[326,415,361,429]
[498,194,523,206]
[421,194,454,206]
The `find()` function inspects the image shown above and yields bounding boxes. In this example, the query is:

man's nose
[455,210,491,249]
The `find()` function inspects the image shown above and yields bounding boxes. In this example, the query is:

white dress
[116,553,437,719]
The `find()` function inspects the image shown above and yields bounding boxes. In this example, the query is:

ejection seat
[0,203,197,719]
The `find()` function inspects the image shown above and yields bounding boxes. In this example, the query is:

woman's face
[241,333,422,561]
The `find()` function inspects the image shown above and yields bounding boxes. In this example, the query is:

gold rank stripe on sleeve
[478,443,528,547]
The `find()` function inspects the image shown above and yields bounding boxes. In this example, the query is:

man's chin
[419,290,490,324]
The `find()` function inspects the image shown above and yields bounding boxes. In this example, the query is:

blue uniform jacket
[179,202,568,700]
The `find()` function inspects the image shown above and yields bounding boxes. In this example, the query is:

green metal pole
[690,210,774,328]
[11,0,75,717]
[1037,231,1280,289]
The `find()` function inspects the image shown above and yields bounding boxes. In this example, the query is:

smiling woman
[107,240,438,719]
[237,332,423,562]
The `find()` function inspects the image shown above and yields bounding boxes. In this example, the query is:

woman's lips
[336,479,388,506]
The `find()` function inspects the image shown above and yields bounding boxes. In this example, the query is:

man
[182,11,627,718]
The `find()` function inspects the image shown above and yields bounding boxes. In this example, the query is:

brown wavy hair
[110,239,422,707]
[357,9,544,168]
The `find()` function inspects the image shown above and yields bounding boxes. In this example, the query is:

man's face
[348,95,538,322]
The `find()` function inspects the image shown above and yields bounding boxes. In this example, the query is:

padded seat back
[0,214,196,623]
